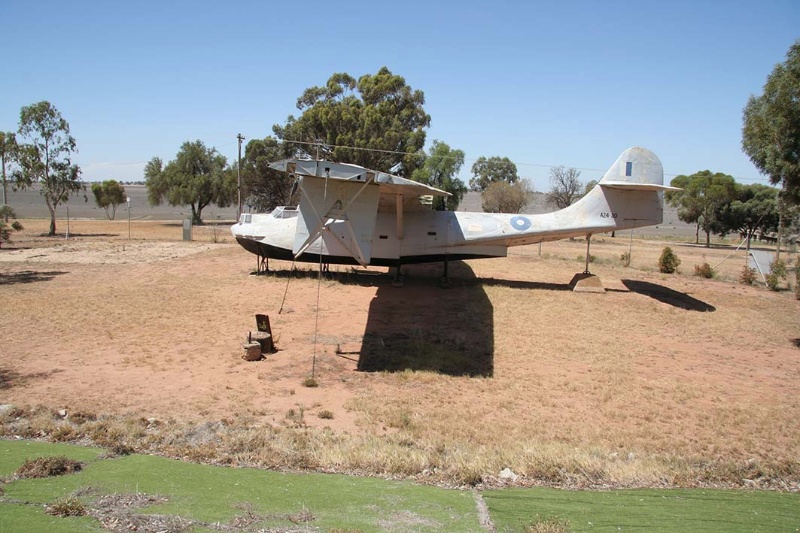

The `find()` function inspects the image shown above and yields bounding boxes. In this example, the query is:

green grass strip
[1,440,479,532]
[483,486,800,532]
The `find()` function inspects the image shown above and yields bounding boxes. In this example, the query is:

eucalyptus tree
[240,136,295,212]
[716,183,779,245]
[742,39,800,205]
[15,101,83,235]
[667,170,737,247]
[742,39,800,257]
[1,131,18,215]
[469,156,519,192]
[145,140,234,224]
[273,67,430,177]
[411,140,466,211]
[91,180,126,220]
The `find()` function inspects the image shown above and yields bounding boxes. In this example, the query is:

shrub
[658,247,681,273]
[772,258,788,278]
[766,259,787,291]
[620,251,631,267]
[302,377,319,388]
[525,517,571,533]
[46,496,86,517]
[317,410,334,420]
[740,266,757,285]
[15,456,82,478]
[694,262,715,278]
[0,206,23,249]
[796,266,799,300]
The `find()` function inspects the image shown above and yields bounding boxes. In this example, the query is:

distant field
[6,185,698,238]
[4,184,237,221]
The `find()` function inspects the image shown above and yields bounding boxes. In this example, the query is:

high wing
[269,159,449,266]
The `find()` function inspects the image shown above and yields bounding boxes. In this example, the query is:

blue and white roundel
[510,216,531,231]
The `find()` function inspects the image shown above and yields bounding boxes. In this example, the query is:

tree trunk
[47,200,57,236]
[745,233,752,268]
[1,155,7,222]
[191,204,202,225]
[705,228,710,248]
[776,197,784,262]
[695,223,700,244]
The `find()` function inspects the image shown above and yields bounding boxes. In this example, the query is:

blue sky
[2,0,798,191]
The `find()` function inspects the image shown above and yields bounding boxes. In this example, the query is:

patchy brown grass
[0,220,799,489]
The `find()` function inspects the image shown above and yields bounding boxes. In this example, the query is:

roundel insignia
[510,216,531,231]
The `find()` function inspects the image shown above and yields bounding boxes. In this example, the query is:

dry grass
[1,220,799,490]
[14,456,83,478]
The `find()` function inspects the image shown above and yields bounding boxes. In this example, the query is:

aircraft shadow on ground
[356,261,494,377]
[0,270,68,285]
[622,279,716,312]
[474,278,572,292]
[256,267,389,288]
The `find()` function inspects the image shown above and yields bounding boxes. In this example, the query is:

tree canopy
[469,156,519,192]
[742,39,800,205]
[411,140,466,211]
[241,136,295,212]
[91,180,126,220]
[545,166,582,209]
[15,101,83,235]
[667,170,738,246]
[145,140,234,224]
[481,180,534,213]
[716,183,779,242]
[273,67,430,178]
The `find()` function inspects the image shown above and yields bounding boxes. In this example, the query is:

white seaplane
[231,147,675,282]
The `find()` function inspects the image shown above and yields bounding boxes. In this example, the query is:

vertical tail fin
[598,147,676,191]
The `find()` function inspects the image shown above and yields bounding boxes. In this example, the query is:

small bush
[765,273,779,290]
[620,251,631,267]
[302,377,319,388]
[658,247,681,273]
[694,262,715,278]
[46,496,86,517]
[577,254,596,264]
[317,410,334,420]
[525,517,572,533]
[15,456,82,478]
[50,424,81,442]
[740,266,757,285]
[766,259,787,291]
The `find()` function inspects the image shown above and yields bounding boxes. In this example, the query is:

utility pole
[237,133,245,219]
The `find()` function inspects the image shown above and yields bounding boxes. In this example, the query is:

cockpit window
[272,206,298,219]
[239,214,252,224]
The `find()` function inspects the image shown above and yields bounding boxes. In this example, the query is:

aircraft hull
[234,236,502,267]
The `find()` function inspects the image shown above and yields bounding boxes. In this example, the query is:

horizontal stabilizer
[599,181,681,191]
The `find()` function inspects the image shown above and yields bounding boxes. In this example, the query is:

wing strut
[293,174,376,267]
